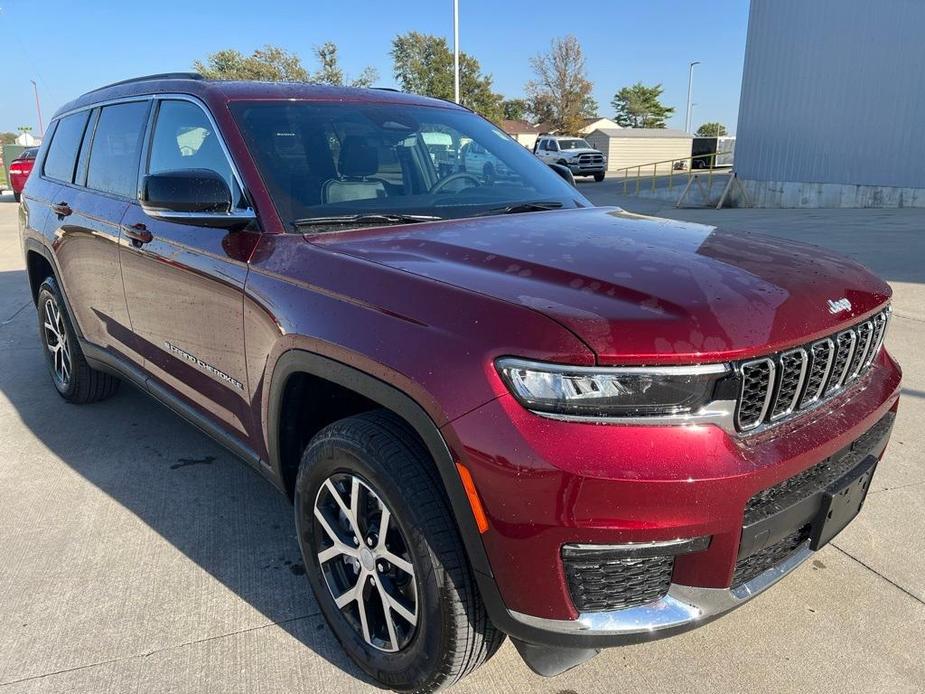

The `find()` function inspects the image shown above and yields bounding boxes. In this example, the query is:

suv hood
[311,207,891,364]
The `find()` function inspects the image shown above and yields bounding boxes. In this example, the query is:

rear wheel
[13,191,21,202]
[36,277,120,403]
[294,411,503,692]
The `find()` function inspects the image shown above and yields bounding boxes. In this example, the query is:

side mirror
[549,163,575,186]
[141,169,255,229]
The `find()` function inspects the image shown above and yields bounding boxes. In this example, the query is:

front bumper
[443,350,901,648]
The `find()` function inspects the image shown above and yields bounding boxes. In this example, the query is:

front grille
[735,308,890,432]
[733,526,809,587]
[563,554,674,612]
[578,153,604,165]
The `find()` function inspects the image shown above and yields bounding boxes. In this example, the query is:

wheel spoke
[379,581,417,626]
[377,505,391,546]
[380,550,414,578]
[325,479,361,539]
[375,581,401,650]
[314,506,354,552]
[356,583,372,645]
[334,582,359,609]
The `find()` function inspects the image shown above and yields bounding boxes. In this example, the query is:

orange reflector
[455,462,489,534]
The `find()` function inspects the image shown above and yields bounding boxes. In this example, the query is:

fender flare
[23,238,85,340]
[266,349,495,580]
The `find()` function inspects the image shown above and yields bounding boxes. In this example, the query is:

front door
[119,97,256,443]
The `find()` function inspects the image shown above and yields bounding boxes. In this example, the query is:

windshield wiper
[293,213,443,230]
[475,201,565,217]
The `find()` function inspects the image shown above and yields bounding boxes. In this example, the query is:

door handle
[122,223,153,246]
[52,201,72,216]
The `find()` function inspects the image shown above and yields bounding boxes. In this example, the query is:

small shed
[585,128,694,172]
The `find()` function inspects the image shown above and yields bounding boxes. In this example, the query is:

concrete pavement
[0,191,923,693]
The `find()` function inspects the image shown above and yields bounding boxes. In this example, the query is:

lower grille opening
[563,554,674,612]
[733,526,810,587]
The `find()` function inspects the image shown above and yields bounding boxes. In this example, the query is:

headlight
[496,358,729,418]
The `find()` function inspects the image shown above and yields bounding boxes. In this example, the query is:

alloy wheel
[43,297,71,387]
[313,472,418,652]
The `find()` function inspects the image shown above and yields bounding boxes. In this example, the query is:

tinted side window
[148,100,242,206]
[86,101,149,197]
[43,112,90,182]
[548,140,558,152]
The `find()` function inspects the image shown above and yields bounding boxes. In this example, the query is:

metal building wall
[736,0,925,189]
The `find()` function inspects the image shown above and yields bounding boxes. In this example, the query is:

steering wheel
[431,172,481,195]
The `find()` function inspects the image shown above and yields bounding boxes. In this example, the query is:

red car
[8,147,38,202]
[19,75,901,691]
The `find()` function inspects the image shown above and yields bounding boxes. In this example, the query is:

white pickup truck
[533,135,606,181]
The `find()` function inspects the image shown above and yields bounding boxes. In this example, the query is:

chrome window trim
[736,357,776,431]
[801,338,835,408]
[48,92,253,215]
[509,542,812,637]
[770,348,808,421]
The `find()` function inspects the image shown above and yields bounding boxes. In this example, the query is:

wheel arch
[266,349,495,581]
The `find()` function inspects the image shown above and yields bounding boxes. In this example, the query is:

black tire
[36,277,120,404]
[13,191,21,203]
[593,172,605,182]
[294,410,503,692]
[482,162,495,182]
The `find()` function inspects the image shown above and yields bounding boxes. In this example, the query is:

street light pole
[685,61,700,133]
[30,80,44,137]
[453,0,460,104]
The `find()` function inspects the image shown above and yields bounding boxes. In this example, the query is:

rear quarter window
[43,112,90,182]
[86,101,150,198]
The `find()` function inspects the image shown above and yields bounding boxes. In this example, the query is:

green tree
[611,82,675,128]
[0,132,18,144]
[194,43,377,86]
[311,41,379,87]
[194,45,309,81]
[391,32,503,122]
[696,121,728,137]
[502,98,528,121]
[525,36,595,135]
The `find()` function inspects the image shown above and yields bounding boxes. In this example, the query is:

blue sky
[0,0,748,135]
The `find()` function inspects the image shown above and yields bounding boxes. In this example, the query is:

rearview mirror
[548,163,575,187]
[141,169,255,229]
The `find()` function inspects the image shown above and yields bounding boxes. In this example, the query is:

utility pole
[685,61,700,133]
[31,80,44,137]
[453,0,460,104]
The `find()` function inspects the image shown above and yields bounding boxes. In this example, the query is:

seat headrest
[339,136,379,178]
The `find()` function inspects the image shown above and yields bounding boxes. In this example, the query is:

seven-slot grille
[735,308,890,432]
[576,153,604,167]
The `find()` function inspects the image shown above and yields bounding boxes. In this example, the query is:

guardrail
[614,152,731,196]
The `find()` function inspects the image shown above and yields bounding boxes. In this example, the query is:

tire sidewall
[36,278,77,399]
[294,432,452,690]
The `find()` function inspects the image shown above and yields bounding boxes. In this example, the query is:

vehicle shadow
[0,268,376,686]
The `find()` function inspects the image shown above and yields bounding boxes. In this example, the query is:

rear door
[41,101,150,360]
[118,96,256,442]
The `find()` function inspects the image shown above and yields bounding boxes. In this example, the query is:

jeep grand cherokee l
[19,74,901,692]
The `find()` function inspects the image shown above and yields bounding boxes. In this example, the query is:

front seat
[322,136,387,204]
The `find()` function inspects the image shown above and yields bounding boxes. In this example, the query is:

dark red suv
[19,74,901,691]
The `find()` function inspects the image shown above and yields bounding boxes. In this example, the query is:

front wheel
[593,172,605,182]
[294,411,503,691]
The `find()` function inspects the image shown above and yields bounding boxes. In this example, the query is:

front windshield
[230,101,587,228]
[558,139,591,150]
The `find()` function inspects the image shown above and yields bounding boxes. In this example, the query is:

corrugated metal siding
[737,0,925,188]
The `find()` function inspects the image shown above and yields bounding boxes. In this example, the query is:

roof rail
[87,72,204,94]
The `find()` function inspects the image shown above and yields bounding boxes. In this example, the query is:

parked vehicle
[534,135,606,181]
[8,147,38,202]
[459,139,509,181]
[691,135,735,169]
[20,74,901,692]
